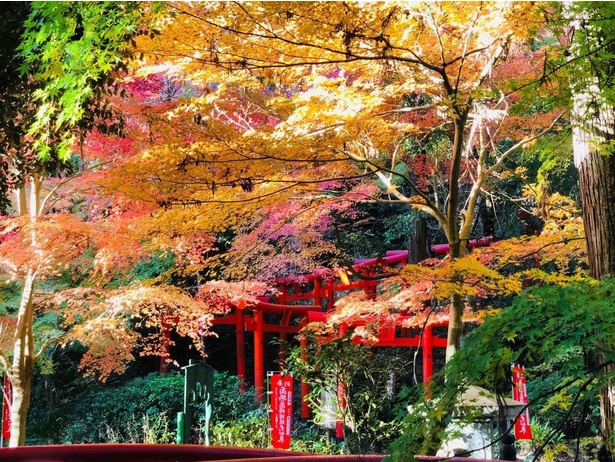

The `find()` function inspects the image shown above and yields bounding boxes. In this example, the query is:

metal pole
[177,412,185,444]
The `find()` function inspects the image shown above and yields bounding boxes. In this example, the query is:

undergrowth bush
[290,421,344,454]
[516,418,565,457]
[60,371,267,444]
[30,367,344,452]
[61,372,184,443]
[197,372,268,447]
[209,409,269,447]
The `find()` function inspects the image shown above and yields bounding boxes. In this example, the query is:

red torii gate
[209,249,453,417]
[198,238,495,416]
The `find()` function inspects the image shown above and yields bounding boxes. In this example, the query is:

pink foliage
[83,130,136,161]
[173,232,217,267]
[124,74,166,98]
[194,280,273,313]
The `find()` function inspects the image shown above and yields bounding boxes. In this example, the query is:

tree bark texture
[572,83,615,456]
[7,175,42,446]
[9,270,36,447]
[445,116,470,362]
[408,215,429,264]
[573,130,615,279]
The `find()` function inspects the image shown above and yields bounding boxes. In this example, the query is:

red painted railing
[0,444,514,462]
[0,444,385,462]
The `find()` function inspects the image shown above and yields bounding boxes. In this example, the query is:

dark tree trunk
[408,215,430,264]
[445,115,469,361]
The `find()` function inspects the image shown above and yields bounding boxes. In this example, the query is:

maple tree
[0,2,211,447]
[310,191,586,339]
[383,4,615,450]
[127,1,565,362]
[0,2,80,445]
[105,6,593,453]
[0,2,32,216]
[0,0,600,452]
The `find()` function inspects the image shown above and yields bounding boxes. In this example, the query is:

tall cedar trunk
[445,115,469,362]
[567,4,615,451]
[574,138,615,279]
[573,104,615,454]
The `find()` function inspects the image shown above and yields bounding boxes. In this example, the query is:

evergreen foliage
[390,278,615,460]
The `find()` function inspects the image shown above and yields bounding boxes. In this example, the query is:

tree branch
[35,335,64,362]
[485,111,567,176]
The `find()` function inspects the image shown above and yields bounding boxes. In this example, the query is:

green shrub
[525,366,600,439]
[203,371,260,422]
[30,366,355,451]
[209,409,269,447]
[286,334,411,454]
[46,370,268,445]
[61,372,184,443]
[194,372,267,446]
[290,421,344,454]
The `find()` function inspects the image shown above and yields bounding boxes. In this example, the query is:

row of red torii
[185,238,492,419]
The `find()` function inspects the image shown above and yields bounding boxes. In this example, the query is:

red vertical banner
[2,375,11,443]
[269,373,293,449]
[512,364,532,440]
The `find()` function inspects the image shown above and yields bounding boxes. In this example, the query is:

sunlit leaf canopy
[118,1,559,237]
[1,0,584,385]
[0,2,603,449]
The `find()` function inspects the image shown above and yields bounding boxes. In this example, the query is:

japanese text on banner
[512,365,533,440]
[270,374,293,449]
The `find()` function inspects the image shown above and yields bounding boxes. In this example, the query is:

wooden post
[235,308,246,392]
[326,278,335,310]
[300,336,310,419]
[422,324,434,383]
[313,278,322,307]
[254,309,265,402]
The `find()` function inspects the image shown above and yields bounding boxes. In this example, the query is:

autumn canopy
[2,0,612,454]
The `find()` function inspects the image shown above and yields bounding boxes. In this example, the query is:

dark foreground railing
[0,444,515,462]
[0,444,386,462]
[415,456,510,462]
